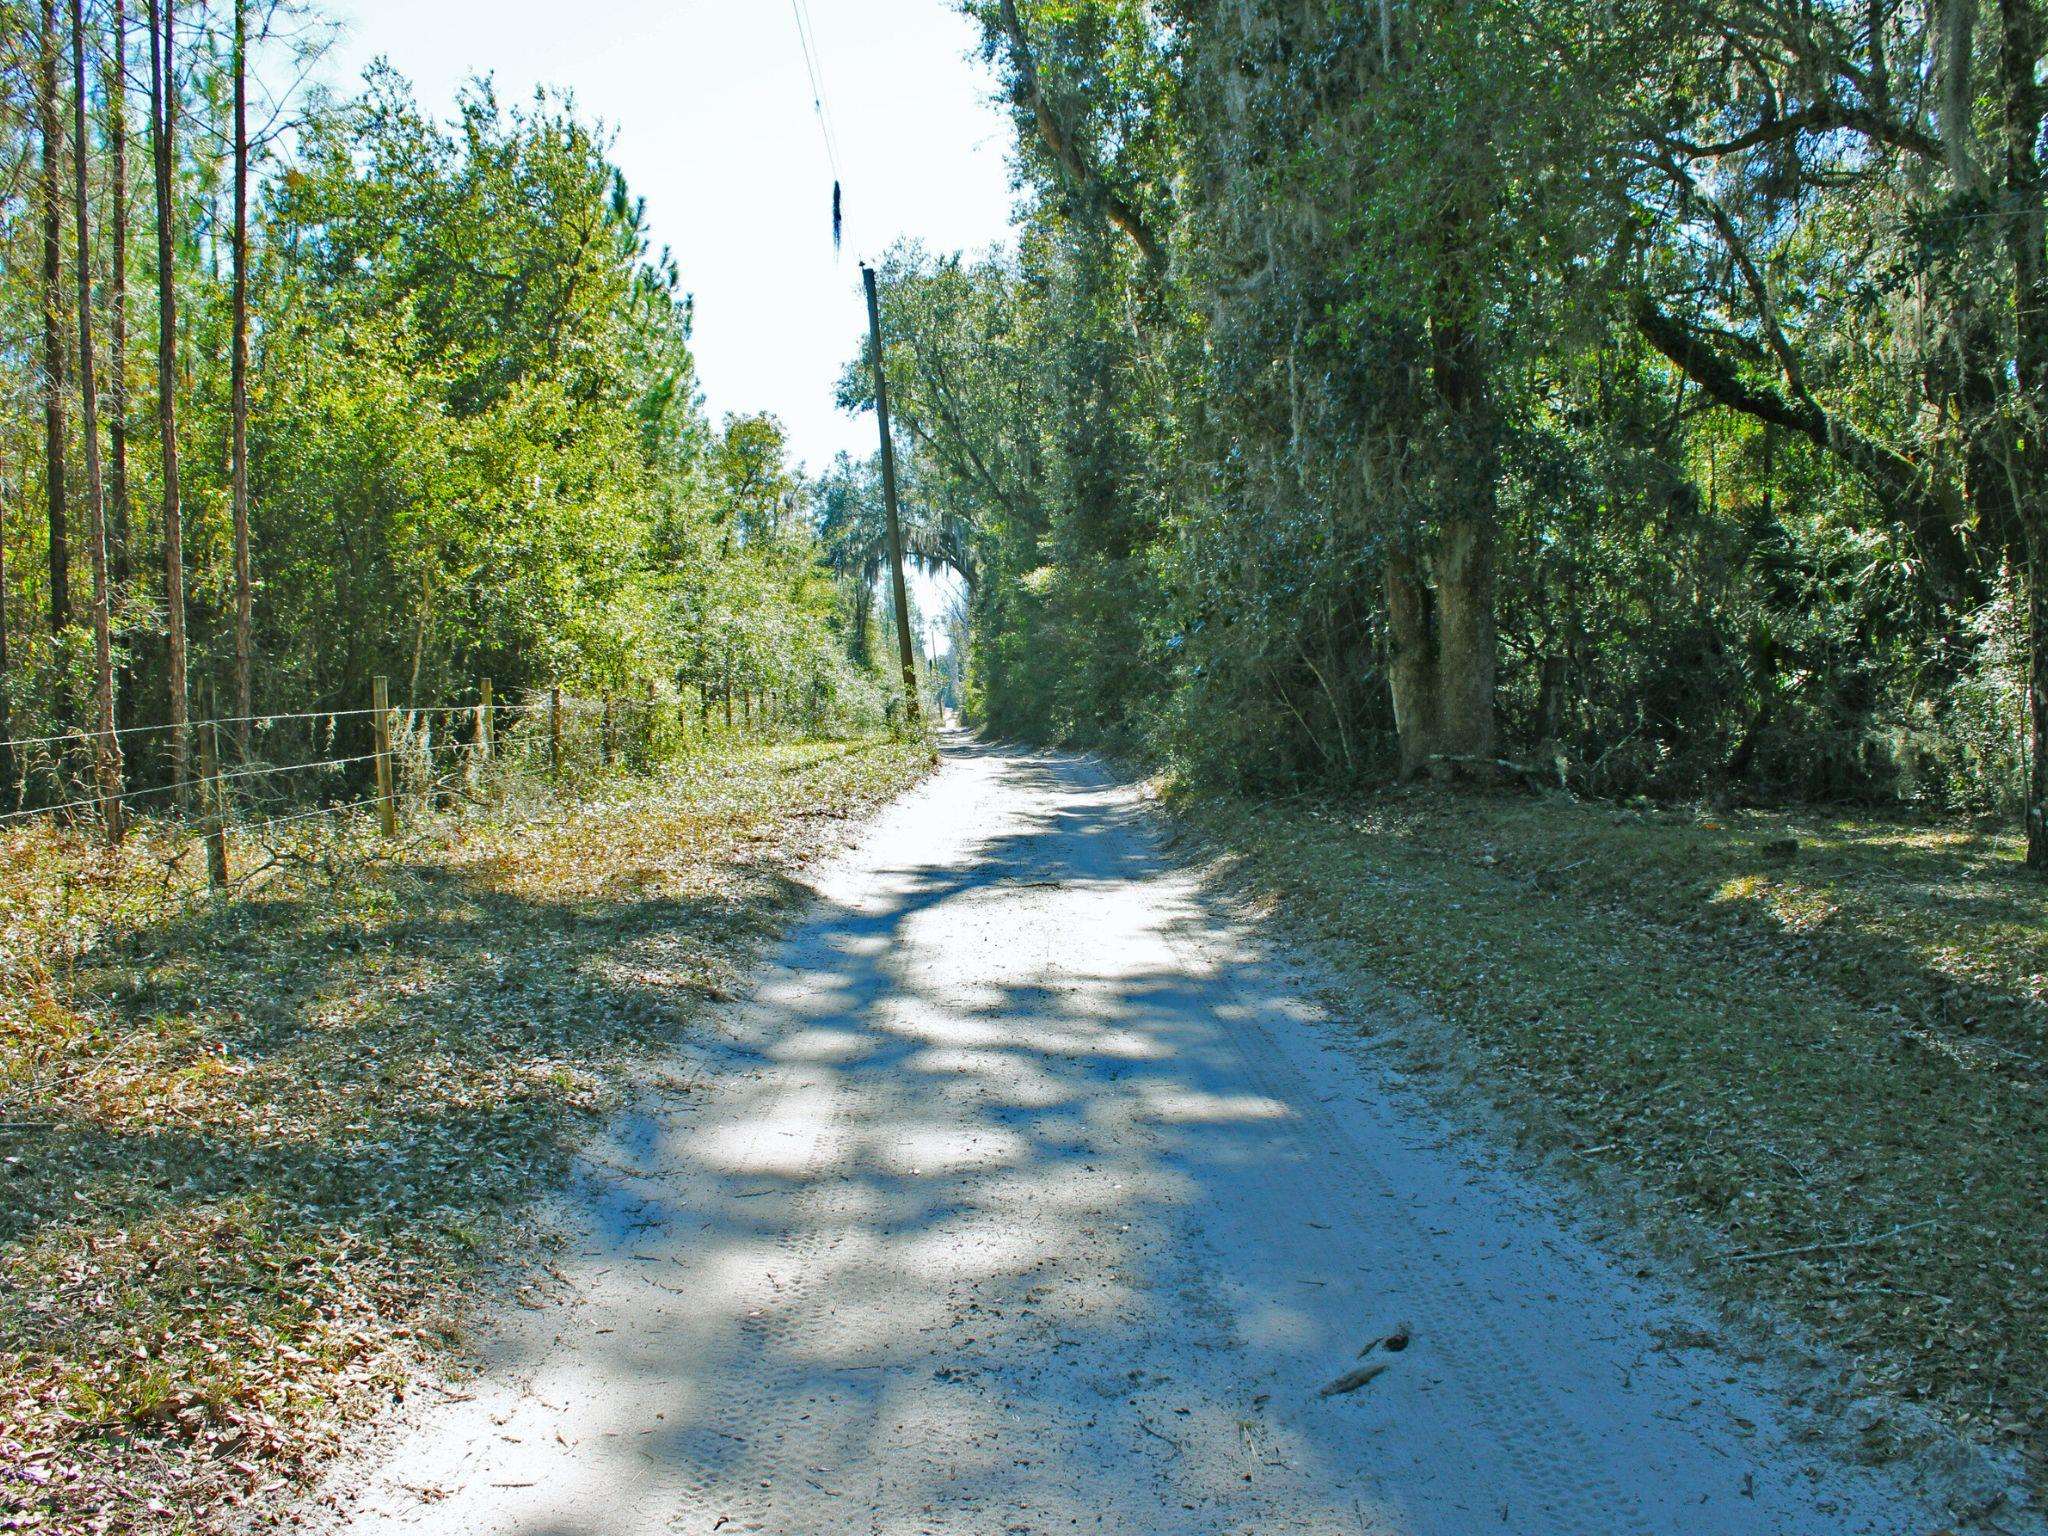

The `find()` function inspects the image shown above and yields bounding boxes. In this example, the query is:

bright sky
[320,0,1013,649]
[322,0,1016,476]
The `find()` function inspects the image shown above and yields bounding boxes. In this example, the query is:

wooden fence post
[373,675,398,838]
[479,676,494,760]
[200,718,229,888]
[601,695,614,767]
[102,758,124,848]
[550,686,563,775]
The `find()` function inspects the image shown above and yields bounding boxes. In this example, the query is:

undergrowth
[0,735,931,1534]
[1175,785,2047,1493]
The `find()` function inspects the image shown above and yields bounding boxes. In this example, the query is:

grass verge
[0,735,931,1534]
[1173,784,2046,1494]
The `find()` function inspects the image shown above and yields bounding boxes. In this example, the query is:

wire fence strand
[0,706,394,754]
[0,777,182,827]
[0,693,713,760]
[247,795,390,835]
[1,686,795,851]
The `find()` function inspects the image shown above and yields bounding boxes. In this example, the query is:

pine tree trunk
[1383,550,1440,779]
[852,578,874,666]
[229,0,253,751]
[38,0,69,635]
[71,0,123,837]
[107,0,131,588]
[0,451,12,797]
[148,0,187,796]
[2027,525,2048,868]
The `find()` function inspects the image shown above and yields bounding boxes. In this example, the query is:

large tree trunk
[71,0,123,837]
[1384,303,1501,779]
[107,0,131,588]
[38,0,69,635]
[229,0,253,751]
[1996,0,2048,868]
[1384,550,1440,778]
[1434,514,1497,763]
[148,0,188,796]
[1382,521,1500,779]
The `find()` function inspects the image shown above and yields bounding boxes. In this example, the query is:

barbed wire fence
[0,674,814,895]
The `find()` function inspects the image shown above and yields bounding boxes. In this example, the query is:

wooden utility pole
[861,263,921,723]
[72,0,123,844]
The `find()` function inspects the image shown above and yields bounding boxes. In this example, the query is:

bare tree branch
[995,0,1165,272]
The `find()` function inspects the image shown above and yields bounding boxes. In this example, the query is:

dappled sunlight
[904,1045,1075,1109]
[1006,1021,1175,1061]
[866,1216,1057,1285]
[863,1121,1029,1175]
[1135,1085,1294,1124]
[969,1158,1194,1217]
[769,1025,881,1063]
[1231,1293,1332,1352]
[328,745,1389,1531]
[694,1237,803,1310]
[310,742,1951,1536]
[875,999,1017,1049]
[688,1083,843,1177]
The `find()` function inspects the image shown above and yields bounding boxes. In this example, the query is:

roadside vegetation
[0,7,919,829]
[9,0,2048,1521]
[859,1,2048,872]
[1179,782,2047,1486]
[0,6,937,1530]
[0,732,931,1534]
[855,0,2048,1494]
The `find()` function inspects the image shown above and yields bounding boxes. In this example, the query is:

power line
[788,0,845,255]
[800,0,846,173]
[789,0,841,180]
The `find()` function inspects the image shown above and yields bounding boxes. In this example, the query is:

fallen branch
[1318,1360,1389,1397]
[1136,1420,1183,1457]
[1416,753,1560,791]
[1728,1219,1937,1264]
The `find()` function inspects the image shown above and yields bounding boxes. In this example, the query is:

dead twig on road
[1727,1220,1937,1264]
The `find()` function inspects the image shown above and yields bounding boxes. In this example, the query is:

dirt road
[309,739,1973,1534]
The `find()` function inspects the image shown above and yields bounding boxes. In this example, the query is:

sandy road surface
[306,738,1977,1535]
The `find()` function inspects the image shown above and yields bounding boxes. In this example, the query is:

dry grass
[1175,784,2048,1491]
[0,735,931,1534]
